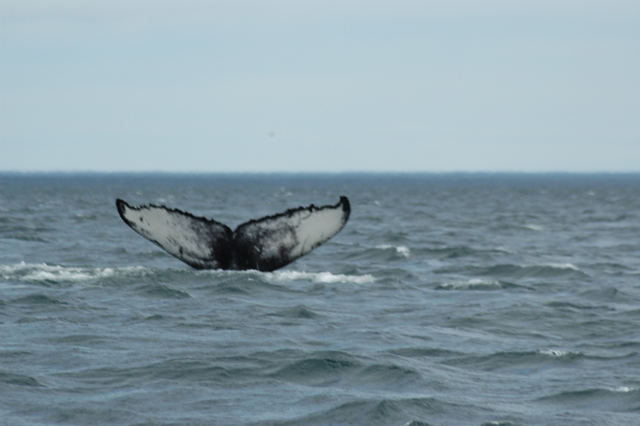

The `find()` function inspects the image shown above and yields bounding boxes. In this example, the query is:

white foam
[544,263,579,271]
[539,349,574,357]
[611,386,633,393]
[524,224,544,231]
[396,246,410,258]
[376,245,410,258]
[23,268,95,282]
[438,278,502,290]
[269,270,375,284]
[0,262,148,283]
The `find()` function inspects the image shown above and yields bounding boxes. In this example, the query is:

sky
[1,0,639,172]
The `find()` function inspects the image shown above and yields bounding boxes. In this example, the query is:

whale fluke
[115,197,350,271]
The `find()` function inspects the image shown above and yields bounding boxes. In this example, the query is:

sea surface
[1,173,640,426]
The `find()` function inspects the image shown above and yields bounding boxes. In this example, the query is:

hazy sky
[1,0,639,172]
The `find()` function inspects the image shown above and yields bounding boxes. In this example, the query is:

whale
[115,197,350,272]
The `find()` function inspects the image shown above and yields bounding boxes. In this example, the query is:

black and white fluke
[115,197,350,272]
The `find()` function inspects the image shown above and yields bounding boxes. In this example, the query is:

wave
[421,245,479,259]
[543,263,580,271]
[270,352,360,386]
[538,349,578,358]
[444,350,584,373]
[0,371,43,387]
[376,245,411,258]
[268,270,375,284]
[491,263,583,278]
[0,262,149,284]
[610,386,635,393]
[268,304,320,319]
[345,364,426,389]
[11,294,64,305]
[344,244,411,262]
[387,347,463,358]
[436,278,505,291]
[437,262,586,279]
[0,263,374,287]
[281,397,469,426]
[137,283,191,299]
[536,386,640,411]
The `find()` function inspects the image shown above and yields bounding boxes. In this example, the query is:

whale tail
[116,197,350,271]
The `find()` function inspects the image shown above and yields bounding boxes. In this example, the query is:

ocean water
[1,173,640,426]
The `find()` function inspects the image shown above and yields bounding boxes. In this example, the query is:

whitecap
[269,270,375,284]
[376,244,410,258]
[543,263,580,271]
[538,349,577,357]
[524,224,543,231]
[437,278,502,290]
[0,262,149,283]
[396,246,410,258]
[611,386,633,393]
[23,268,95,282]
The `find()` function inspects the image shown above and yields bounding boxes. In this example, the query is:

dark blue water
[1,173,640,425]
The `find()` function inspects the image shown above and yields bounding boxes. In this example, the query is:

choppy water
[1,173,640,426]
